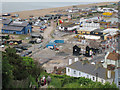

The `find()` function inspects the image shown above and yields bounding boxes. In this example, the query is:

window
[74,70,76,74]
[87,75,89,78]
[68,69,70,72]
[79,72,81,75]
[93,77,95,80]
[119,82,120,85]
[101,79,104,83]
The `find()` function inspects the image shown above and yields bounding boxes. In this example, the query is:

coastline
[2,2,117,19]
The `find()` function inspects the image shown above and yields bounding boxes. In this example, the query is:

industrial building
[2,19,32,34]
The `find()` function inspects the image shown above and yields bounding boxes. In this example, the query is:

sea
[1,2,96,13]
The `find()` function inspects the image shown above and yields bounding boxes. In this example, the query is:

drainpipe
[96,73,98,82]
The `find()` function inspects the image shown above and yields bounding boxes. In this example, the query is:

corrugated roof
[2,25,24,31]
[67,61,107,79]
[10,21,28,27]
[107,52,120,61]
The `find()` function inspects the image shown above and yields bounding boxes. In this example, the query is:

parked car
[29,40,36,44]
[15,48,23,53]
[40,25,47,30]
[25,50,32,55]
[0,45,5,48]
[20,53,26,57]
[40,30,44,33]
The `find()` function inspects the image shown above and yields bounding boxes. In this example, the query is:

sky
[1,0,119,2]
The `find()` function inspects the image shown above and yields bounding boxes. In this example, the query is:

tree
[2,52,13,88]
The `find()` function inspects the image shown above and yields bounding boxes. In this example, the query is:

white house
[58,22,79,31]
[103,52,120,68]
[66,58,115,84]
[97,8,118,13]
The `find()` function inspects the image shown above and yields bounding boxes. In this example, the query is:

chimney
[69,59,72,65]
[74,57,78,62]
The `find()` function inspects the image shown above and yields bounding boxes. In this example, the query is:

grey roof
[2,19,12,24]
[2,25,24,31]
[67,61,107,79]
[92,29,105,32]
[10,22,28,27]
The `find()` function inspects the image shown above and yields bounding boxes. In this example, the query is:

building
[2,19,32,34]
[66,58,120,88]
[103,52,120,68]
[73,45,81,56]
[46,41,56,49]
[58,22,79,31]
[77,27,97,35]
[66,59,114,84]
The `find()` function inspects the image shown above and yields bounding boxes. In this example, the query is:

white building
[103,52,120,68]
[66,58,114,84]
[58,22,79,31]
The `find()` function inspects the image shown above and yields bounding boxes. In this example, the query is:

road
[27,20,55,57]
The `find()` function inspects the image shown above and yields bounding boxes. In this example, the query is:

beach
[4,2,117,19]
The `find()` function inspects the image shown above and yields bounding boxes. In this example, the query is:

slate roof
[2,25,24,31]
[67,61,107,79]
[2,19,12,24]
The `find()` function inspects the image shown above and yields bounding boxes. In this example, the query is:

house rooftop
[67,61,107,79]
[2,25,24,31]
[107,52,120,61]
[61,22,77,27]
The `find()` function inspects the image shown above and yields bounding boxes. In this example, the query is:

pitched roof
[61,22,76,27]
[67,61,107,79]
[107,52,120,61]
[2,19,12,24]
[10,21,28,27]
[2,25,24,31]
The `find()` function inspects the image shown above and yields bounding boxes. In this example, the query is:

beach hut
[73,45,81,56]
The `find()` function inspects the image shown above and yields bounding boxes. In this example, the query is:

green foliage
[63,82,81,88]
[2,48,44,88]
[2,52,13,88]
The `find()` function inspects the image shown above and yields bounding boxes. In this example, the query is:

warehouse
[2,20,32,34]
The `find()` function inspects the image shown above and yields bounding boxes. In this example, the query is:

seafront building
[2,19,32,34]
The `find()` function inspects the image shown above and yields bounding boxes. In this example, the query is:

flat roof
[102,28,119,33]
[78,27,97,32]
